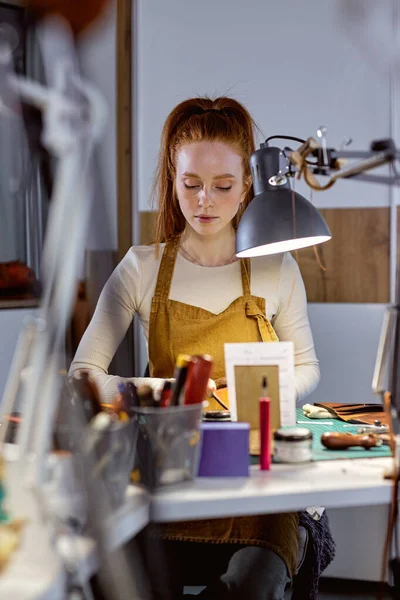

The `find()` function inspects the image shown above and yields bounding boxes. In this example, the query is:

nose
[198,188,214,209]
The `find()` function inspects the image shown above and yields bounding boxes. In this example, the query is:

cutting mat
[293,408,391,461]
[251,409,391,463]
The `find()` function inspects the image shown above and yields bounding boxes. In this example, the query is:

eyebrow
[182,172,236,180]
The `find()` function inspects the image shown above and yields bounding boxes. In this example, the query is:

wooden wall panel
[140,211,158,245]
[117,0,132,261]
[139,208,391,303]
[296,208,390,303]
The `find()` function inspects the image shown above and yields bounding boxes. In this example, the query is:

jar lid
[274,427,313,442]
[203,411,231,421]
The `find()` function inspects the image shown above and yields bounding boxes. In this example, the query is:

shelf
[0,298,40,310]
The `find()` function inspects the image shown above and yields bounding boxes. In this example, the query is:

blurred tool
[112,383,129,421]
[321,432,383,450]
[211,389,229,411]
[25,0,110,35]
[136,384,154,408]
[357,423,389,434]
[71,371,102,422]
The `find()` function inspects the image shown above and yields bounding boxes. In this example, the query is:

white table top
[150,457,394,523]
[0,450,394,599]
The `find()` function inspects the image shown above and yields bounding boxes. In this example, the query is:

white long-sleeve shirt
[69,244,320,404]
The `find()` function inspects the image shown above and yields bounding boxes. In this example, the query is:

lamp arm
[282,136,400,188]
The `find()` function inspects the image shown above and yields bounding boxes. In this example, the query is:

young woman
[70,96,320,599]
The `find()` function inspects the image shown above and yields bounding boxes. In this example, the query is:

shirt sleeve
[272,252,320,403]
[68,249,165,402]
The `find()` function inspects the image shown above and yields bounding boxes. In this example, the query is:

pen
[124,381,140,415]
[111,383,127,418]
[259,376,271,471]
[160,380,173,408]
[171,354,191,406]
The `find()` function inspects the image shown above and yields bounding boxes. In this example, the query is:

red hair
[153,96,258,247]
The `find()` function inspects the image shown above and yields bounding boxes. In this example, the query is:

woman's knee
[220,546,290,599]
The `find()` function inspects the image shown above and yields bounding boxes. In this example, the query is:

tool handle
[321,432,381,450]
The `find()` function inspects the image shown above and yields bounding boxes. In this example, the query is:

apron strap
[240,258,251,296]
[155,237,252,300]
[153,235,181,300]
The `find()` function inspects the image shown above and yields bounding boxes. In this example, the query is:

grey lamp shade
[236,188,332,257]
[236,145,331,257]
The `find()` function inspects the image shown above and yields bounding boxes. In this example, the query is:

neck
[180,226,237,267]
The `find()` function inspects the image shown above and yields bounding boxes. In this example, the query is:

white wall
[78,1,118,251]
[0,309,38,401]
[306,304,387,406]
[136,0,393,211]
[134,0,397,405]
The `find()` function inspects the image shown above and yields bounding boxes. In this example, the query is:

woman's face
[175,140,245,237]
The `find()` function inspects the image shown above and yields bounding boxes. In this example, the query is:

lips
[195,215,217,223]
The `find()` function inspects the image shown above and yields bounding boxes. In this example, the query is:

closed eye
[184,183,200,190]
[216,186,232,191]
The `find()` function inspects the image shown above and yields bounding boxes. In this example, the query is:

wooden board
[234,364,280,455]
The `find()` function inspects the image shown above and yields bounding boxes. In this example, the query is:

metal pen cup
[131,403,203,491]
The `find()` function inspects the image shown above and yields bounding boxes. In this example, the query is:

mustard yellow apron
[148,235,299,576]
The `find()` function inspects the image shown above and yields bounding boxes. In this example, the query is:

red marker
[259,376,271,471]
[183,355,213,405]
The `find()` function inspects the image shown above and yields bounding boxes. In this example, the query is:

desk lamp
[237,130,400,590]
[237,133,400,414]
[237,130,400,422]
[236,132,398,258]
[235,141,332,258]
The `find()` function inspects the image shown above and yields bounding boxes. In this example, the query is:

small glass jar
[273,427,313,463]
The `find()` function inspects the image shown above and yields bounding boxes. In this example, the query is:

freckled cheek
[220,193,242,213]
[178,192,199,214]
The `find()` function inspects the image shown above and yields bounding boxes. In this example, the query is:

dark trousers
[137,533,291,600]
